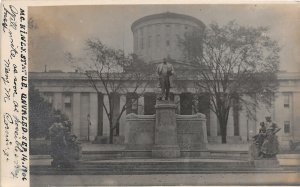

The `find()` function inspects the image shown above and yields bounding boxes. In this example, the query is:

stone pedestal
[152,100,180,158]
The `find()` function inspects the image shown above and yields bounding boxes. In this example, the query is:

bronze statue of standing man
[156,58,174,101]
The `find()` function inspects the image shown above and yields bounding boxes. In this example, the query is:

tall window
[148,36,152,48]
[63,93,72,119]
[64,94,71,107]
[166,32,170,47]
[284,121,290,133]
[126,93,138,114]
[283,93,290,108]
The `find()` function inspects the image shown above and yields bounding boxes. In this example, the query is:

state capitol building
[30,12,300,149]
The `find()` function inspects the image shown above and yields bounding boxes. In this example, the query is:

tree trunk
[109,119,114,144]
[219,118,228,144]
[221,126,227,144]
[109,125,114,144]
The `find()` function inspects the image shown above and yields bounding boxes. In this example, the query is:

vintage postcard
[1,1,300,187]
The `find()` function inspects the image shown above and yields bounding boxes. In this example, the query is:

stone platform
[125,100,207,158]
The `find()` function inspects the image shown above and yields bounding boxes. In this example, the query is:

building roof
[131,12,206,31]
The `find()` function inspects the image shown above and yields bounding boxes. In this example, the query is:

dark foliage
[180,21,280,143]
[29,85,68,139]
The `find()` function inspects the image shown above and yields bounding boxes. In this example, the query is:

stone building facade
[29,71,300,147]
[29,12,300,149]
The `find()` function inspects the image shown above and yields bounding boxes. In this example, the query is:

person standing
[156,58,174,101]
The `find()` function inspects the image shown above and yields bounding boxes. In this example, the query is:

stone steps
[81,150,249,161]
[32,160,253,167]
[32,169,289,176]
[31,160,292,175]
[81,151,123,160]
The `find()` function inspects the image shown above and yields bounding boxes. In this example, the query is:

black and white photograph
[2,2,300,187]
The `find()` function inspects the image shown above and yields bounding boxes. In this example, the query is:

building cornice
[29,71,300,81]
[277,72,300,80]
[131,12,205,32]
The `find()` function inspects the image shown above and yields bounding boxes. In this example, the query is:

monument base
[152,145,180,158]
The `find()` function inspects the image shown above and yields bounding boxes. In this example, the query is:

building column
[138,96,144,114]
[53,92,63,111]
[227,108,234,136]
[89,93,98,140]
[248,116,257,139]
[174,94,180,114]
[210,109,218,137]
[103,94,110,136]
[97,93,103,136]
[273,93,282,135]
[119,95,126,136]
[293,93,300,140]
[72,93,81,138]
[239,105,248,142]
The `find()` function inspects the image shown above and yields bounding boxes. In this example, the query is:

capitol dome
[131,12,205,65]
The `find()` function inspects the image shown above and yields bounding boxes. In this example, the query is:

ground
[30,143,300,186]
[30,173,300,186]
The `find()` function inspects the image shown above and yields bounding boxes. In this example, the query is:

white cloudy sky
[29,4,300,72]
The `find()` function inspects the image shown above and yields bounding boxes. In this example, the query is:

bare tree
[180,21,280,143]
[67,39,154,144]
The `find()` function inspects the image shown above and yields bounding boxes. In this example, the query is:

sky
[29,4,300,72]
